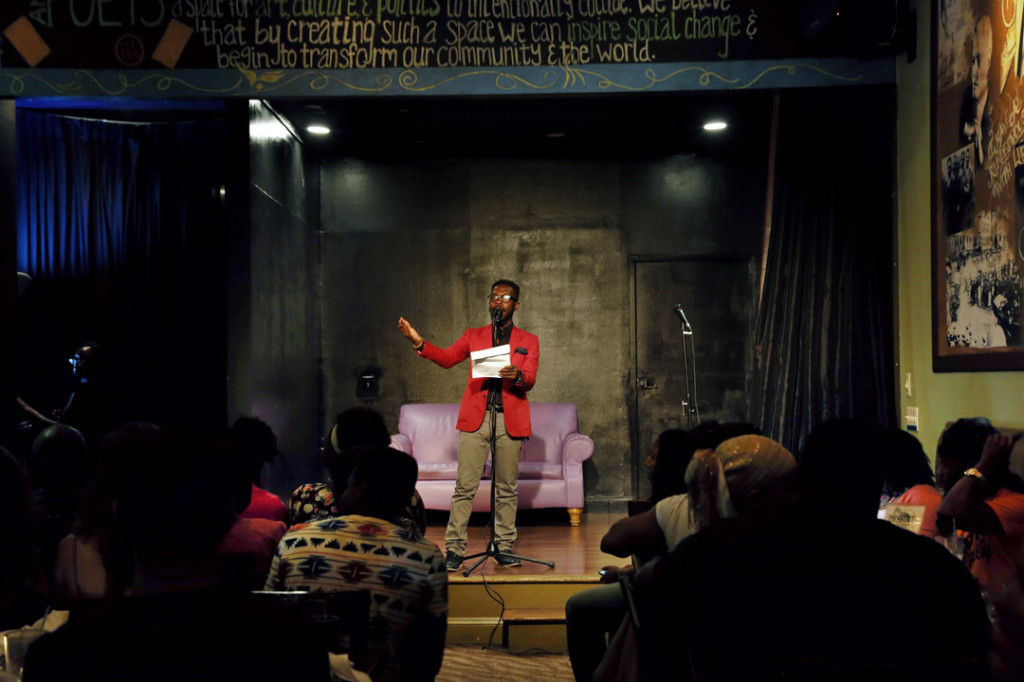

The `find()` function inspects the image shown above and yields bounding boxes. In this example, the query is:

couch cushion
[417,462,459,480]
[416,461,493,480]
[518,462,564,480]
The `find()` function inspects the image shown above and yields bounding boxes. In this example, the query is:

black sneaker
[445,551,463,572]
[495,552,522,567]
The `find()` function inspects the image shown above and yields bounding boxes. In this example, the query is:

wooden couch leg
[568,508,582,527]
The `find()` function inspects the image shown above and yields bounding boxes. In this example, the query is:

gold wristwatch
[963,467,987,483]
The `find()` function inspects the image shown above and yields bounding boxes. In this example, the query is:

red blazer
[419,325,539,437]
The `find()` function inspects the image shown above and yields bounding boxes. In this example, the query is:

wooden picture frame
[932,0,1024,371]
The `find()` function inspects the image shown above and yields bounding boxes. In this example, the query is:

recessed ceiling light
[249,120,290,141]
[703,121,728,131]
[307,124,331,135]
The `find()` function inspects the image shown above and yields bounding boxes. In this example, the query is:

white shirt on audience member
[655,493,694,551]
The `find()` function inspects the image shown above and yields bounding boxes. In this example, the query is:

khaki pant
[445,410,520,555]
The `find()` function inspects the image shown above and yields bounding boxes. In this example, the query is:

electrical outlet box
[905,406,919,432]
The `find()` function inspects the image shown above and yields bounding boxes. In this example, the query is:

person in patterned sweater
[264,447,447,682]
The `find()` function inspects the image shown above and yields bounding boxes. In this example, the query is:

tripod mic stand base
[461,541,555,577]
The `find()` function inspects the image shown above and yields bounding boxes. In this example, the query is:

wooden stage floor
[423,507,627,582]
[422,507,627,648]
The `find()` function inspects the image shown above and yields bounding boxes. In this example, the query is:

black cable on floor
[478,570,506,648]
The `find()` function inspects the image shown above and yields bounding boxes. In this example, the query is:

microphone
[672,304,693,333]
[492,309,502,326]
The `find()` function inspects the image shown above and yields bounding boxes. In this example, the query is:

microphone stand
[676,308,701,430]
[462,312,554,576]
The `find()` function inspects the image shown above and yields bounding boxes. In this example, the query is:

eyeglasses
[488,294,517,303]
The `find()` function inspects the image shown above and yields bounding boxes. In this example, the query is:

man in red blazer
[398,280,539,571]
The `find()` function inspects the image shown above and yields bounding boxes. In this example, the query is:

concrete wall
[320,151,767,501]
[896,4,1024,457]
[234,101,323,498]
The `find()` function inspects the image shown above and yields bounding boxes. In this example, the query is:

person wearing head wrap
[581,433,791,682]
[627,420,991,682]
[686,434,798,533]
[287,409,427,535]
[287,482,340,526]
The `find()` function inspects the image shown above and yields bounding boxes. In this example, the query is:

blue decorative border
[0,58,894,98]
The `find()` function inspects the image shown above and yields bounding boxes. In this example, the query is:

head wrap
[686,434,796,531]
[288,482,340,527]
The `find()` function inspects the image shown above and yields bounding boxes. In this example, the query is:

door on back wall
[632,256,758,500]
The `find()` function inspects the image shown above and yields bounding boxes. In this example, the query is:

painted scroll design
[0,62,866,97]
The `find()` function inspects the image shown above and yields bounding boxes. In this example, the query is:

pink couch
[389,403,595,526]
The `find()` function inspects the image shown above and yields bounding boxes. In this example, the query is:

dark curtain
[754,87,896,454]
[15,109,228,447]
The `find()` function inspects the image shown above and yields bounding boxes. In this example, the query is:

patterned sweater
[264,514,447,681]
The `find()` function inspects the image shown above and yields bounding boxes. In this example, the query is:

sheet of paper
[884,505,926,535]
[471,344,511,378]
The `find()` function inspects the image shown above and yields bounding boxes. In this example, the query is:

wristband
[413,340,425,352]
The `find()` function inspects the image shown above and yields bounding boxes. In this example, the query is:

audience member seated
[637,429,689,514]
[27,424,91,588]
[22,429,330,682]
[218,429,287,590]
[286,409,371,527]
[880,428,943,538]
[583,430,789,682]
[600,423,765,562]
[630,424,757,515]
[935,417,1024,590]
[289,407,427,534]
[566,427,699,682]
[633,419,991,682]
[0,445,48,631]
[52,423,161,603]
[230,417,288,524]
[266,447,447,682]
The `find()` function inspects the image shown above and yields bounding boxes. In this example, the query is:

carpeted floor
[438,645,574,681]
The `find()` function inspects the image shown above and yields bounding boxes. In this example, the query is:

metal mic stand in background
[673,304,701,430]
[462,313,554,576]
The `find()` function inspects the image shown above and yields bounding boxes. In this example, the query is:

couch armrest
[562,433,595,474]
[390,434,412,455]
[563,433,594,510]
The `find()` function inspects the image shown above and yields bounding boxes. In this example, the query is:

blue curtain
[754,86,897,453]
[16,109,228,442]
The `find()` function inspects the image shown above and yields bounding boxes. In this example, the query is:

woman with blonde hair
[685,434,798,534]
[593,435,797,682]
